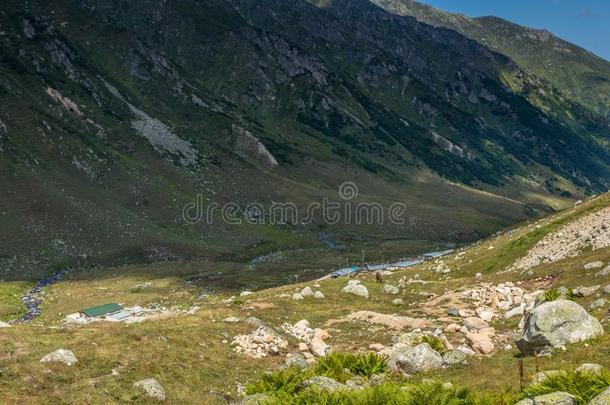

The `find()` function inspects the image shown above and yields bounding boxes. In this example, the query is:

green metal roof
[81,303,123,318]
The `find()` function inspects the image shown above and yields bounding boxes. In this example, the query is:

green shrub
[351,352,388,377]
[544,288,561,302]
[315,352,388,383]
[246,367,312,396]
[520,370,610,404]
[420,335,447,355]
[260,381,505,405]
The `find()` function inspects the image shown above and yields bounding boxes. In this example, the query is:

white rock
[40,349,78,366]
[456,345,476,356]
[505,304,526,319]
[301,287,314,297]
[342,283,369,299]
[475,308,494,322]
[134,378,166,401]
[464,317,489,331]
[0,321,11,328]
[575,363,604,376]
[223,316,240,323]
[240,291,254,297]
[382,284,400,295]
[392,298,404,305]
[292,293,304,301]
[584,261,605,270]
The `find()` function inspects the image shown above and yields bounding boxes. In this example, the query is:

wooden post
[519,358,525,391]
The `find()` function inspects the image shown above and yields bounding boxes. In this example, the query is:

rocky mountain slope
[2,0,610,281]
[372,0,610,119]
[0,188,609,403]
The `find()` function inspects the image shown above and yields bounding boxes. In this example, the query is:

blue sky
[419,0,610,61]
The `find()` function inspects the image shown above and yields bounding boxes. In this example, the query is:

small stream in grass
[16,268,70,323]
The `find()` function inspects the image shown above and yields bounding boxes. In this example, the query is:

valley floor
[1,194,610,403]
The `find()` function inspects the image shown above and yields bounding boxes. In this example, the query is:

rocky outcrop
[512,207,610,271]
[233,125,278,168]
[516,300,604,355]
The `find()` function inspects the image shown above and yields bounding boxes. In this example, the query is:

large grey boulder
[40,349,78,366]
[589,386,610,405]
[515,391,576,405]
[388,343,443,375]
[516,300,604,355]
[341,283,369,299]
[133,378,166,401]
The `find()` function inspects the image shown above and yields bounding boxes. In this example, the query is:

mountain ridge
[0,0,609,280]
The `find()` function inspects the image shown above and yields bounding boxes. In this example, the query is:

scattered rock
[534,370,567,383]
[388,343,443,375]
[444,323,462,333]
[575,363,604,376]
[223,316,240,323]
[292,293,304,301]
[0,321,11,328]
[447,308,460,317]
[466,332,495,354]
[392,299,404,306]
[232,326,288,358]
[572,285,600,297]
[596,267,610,278]
[301,376,346,392]
[40,349,78,366]
[133,378,166,401]
[590,386,610,405]
[512,206,610,271]
[285,354,308,369]
[341,283,369,299]
[382,284,400,295]
[476,308,495,322]
[464,317,490,331]
[584,261,605,270]
[240,291,254,297]
[237,393,269,405]
[314,291,325,299]
[456,345,476,356]
[603,285,610,294]
[516,299,604,355]
[245,317,265,327]
[301,287,314,297]
[369,343,385,352]
[516,391,576,405]
[442,350,468,366]
[505,304,526,319]
[589,299,606,311]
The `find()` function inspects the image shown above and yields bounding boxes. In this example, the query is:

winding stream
[16,268,70,323]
